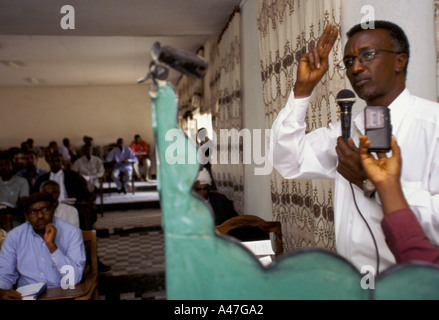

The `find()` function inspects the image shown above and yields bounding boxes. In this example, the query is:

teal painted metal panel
[148,80,439,300]
[375,263,439,300]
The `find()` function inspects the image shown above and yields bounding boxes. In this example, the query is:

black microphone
[336,89,356,142]
[151,42,208,79]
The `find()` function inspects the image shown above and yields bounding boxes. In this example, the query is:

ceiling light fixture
[25,77,40,85]
[1,60,25,68]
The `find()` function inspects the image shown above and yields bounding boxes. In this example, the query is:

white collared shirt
[269,89,439,273]
[55,202,80,228]
[49,170,68,201]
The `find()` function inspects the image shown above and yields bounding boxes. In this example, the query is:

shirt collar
[50,169,64,179]
[353,88,411,135]
[387,88,411,134]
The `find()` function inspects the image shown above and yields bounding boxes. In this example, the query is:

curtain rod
[218,5,241,44]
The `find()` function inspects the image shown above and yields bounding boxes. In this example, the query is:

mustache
[35,218,51,225]
[352,76,372,85]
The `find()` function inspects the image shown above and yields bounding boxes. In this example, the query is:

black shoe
[122,186,127,194]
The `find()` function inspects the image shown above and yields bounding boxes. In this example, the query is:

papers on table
[0,201,15,209]
[242,240,275,266]
[61,198,76,205]
[16,282,47,300]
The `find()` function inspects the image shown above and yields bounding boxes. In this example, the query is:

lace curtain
[177,9,244,214]
[256,0,344,251]
[436,0,439,101]
[176,48,205,130]
[210,9,244,214]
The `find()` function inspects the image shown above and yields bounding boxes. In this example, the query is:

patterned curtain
[176,48,205,129]
[209,8,244,214]
[257,0,344,251]
[436,0,439,101]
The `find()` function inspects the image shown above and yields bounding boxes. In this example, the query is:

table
[39,273,98,300]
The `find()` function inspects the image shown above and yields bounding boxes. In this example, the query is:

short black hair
[0,151,11,162]
[17,192,56,213]
[40,180,60,192]
[347,20,410,76]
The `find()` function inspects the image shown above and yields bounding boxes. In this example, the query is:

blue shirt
[0,217,86,289]
[16,167,48,188]
[106,146,137,170]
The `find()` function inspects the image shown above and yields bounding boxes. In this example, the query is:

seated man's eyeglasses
[337,48,402,70]
[28,206,52,217]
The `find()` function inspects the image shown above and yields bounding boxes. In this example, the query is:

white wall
[0,84,154,150]
[240,0,273,221]
[341,0,437,112]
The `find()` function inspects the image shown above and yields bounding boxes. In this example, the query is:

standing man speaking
[269,21,439,273]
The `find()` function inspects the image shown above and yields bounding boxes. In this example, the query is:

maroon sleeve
[381,208,439,265]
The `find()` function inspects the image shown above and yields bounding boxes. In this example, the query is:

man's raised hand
[294,23,339,98]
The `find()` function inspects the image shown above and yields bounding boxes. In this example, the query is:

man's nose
[351,56,365,73]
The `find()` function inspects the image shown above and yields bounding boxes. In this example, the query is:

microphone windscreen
[336,89,356,103]
[151,42,208,79]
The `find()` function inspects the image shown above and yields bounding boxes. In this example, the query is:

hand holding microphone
[335,89,368,190]
[336,89,356,142]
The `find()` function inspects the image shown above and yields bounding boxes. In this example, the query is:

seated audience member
[37,141,60,173]
[58,138,78,165]
[41,180,80,228]
[193,168,238,225]
[37,146,51,172]
[58,138,72,164]
[20,141,31,153]
[40,179,110,273]
[0,192,86,299]
[78,135,101,159]
[130,134,151,181]
[33,152,95,230]
[0,152,29,208]
[106,138,138,194]
[8,148,26,175]
[359,135,439,265]
[33,152,93,203]
[72,145,105,193]
[25,138,35,151]
[16,150,48,189]
[47,141,59,155]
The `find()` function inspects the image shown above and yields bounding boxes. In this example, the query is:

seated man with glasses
[193,168,237,226]
[269,20,439,274]
[0,192,86,300]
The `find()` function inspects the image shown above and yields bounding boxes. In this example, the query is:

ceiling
[0,0,242,87]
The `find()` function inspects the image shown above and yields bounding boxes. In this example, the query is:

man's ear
[395,53,408,73]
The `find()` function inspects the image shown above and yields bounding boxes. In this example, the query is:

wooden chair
[76,230,99,300]
[0,213,12,231]
[98,177,104,217]
[215,215,283,256]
